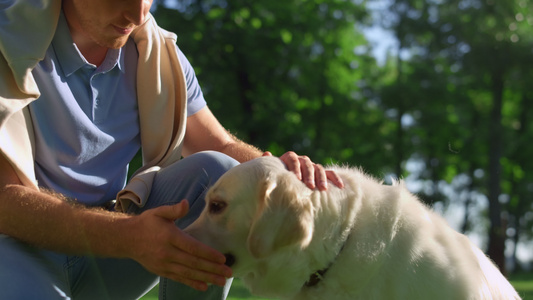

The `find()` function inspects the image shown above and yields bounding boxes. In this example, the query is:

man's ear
[247,175,314,259]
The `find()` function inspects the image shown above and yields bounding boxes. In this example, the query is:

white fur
[185,157,521,300]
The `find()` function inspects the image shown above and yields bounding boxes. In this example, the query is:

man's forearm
[0,184,134,257]
[219,135,264,163]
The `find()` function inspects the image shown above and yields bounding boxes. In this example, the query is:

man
[0,0,342,299]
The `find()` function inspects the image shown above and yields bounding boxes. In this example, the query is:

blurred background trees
[149,0,533,274]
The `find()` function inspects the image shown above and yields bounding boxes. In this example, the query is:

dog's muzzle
[224,253,236,267]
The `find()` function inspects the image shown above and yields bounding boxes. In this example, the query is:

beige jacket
[0,0,187,210]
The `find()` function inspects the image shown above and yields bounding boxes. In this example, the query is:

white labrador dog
[185,157,521,300]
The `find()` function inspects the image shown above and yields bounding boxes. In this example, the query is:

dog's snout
[224,253,236,267]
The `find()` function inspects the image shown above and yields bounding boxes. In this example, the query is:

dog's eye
[209,201,227,214]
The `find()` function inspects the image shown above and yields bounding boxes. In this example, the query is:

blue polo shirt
[29,13,206,205]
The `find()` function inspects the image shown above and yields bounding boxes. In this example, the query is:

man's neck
[76,42,108,66]
[62,2,108,66]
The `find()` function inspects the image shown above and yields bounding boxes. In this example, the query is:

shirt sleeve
[176,45,207,116]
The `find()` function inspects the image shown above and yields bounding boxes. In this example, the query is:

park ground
[140,272,533,299]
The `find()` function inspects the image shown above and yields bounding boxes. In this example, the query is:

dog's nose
[224,253,236,267]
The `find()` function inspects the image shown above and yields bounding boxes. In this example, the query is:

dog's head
[185,156,315,295]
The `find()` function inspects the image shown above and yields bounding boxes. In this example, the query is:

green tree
[377,0,533,272]
[153,0,397,174]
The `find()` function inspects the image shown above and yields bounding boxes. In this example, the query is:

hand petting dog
[263,151,344,191]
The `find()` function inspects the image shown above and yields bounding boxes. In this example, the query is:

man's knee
[182,151,239,180]
[157,151,239,189]
[0,236,69,299]
[142,151,239,212]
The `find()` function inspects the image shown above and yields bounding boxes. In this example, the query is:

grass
[511,272,533,299]
[140,272,533,299]
[139,278,265,300]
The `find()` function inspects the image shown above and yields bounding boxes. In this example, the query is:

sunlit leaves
[152,0,533,269]
[280,29,293,44]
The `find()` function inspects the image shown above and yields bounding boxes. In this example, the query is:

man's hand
[263,151,344,191]
[127,201,232,291]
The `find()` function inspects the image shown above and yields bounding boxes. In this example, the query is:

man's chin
[108,39,129,50]
[97,35,130,50]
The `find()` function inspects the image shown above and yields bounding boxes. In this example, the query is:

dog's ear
[247,175,314,259]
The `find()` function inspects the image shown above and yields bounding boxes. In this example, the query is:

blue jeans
[0,151,238,300]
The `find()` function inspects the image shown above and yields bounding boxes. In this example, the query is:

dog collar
[304,268,329,287]
[304,241,347,288]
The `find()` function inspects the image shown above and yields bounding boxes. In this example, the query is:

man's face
[63,0,154,49]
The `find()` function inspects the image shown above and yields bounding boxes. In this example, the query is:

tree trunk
[394,42,405,178]
[460,168,476,234]
[237,65,258,144]
[486,69,506,274]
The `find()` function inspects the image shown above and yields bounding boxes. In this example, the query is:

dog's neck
[302,183,359,288]
[304,238,348,287]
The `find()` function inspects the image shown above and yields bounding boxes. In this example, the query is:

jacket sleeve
[0,0,61,189]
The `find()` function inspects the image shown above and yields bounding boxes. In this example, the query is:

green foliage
[154,0,396,174]
[373,0,533,270]
[151,0,533,271]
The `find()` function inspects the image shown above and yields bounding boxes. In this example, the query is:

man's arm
[182,106,263,162]
[0,154,231,291]
[183,106,344,190]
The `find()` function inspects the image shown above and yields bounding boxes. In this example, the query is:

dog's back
[294,165,521,300]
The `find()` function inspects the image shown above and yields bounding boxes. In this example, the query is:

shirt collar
[52,11,125,77]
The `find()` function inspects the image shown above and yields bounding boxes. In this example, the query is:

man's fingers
[174,242,232,278]
[170,230,229,271]
[180,278,209,291]
[326,170,344,189]
[298,156,317,189]
[157,245,231,290]
[277,151,344,190]
[279,151,303,180]
[153,201,189,221]
[164,259,230,287]
[180,235,226,264]
[314,163,328,191]
[133,205,233,291]
[151,233,231,288]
